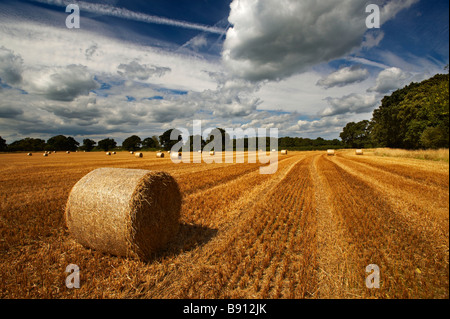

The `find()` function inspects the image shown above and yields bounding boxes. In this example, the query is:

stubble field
[0,150,448,299]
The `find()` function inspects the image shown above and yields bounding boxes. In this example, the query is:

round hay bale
[43,153,48,157]
[112,152,116,155]
[355,149,364,155]
[156,152,165,158]
[209,151,215,156]
[130,151,134,155]
[66,151,71,154]
[106,152,111,156]
[65,168,182,260]
[27,153,32,156]
[135,152,143,158]
[281,150,288,155]
[327,149,335,156]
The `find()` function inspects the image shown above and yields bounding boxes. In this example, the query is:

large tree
[8,138,46,151]
[122,135,142,151]
[46,135,79,151]
[371,73,449,149]
[97,138,117,151]
[340,120,372,148]
[159,129,182,151]
[80,139,96,152]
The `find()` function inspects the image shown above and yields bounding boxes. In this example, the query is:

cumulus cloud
[288,116,351,136]
[317,65,370,89]
[24,65,99,101]
[367,67,412,93]
[0,46,23,85]
[320,93,378,117]
[223,0,418,82]
[117,61,171,81]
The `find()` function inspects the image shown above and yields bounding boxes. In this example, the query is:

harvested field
[0,150,448,299]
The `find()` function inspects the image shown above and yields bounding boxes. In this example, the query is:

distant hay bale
[156,152,165,158]
[327,149,335,156]
[112,152,116,155]
[27,153,32,156]
[171,152,182,160]
[355,149,364,155]
[210,151,215,156]
[66,151,70,154]
[135,152,143,158]
[130,151,134,155]
[43,153,48,157]
[65,168,182,260]
[106,152,111,156]
[281,150,288,155]
[272,149,277,152]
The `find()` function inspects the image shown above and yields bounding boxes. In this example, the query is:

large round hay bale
[281,150,288,155]
[156,152,165,158]
[135,152,143,158]
[106,152,111,156]
[355,149,364,155]
[209,151,215,156]
[327,149,335,156]
[65,168,182,261]
[27,153,32,156]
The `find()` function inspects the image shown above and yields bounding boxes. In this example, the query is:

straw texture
[65,168,182,261]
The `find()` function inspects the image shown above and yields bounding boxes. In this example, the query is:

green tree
[97,138,117,151]
[205,128,230,152]
[159,129,182,151]
[80,139,96,152]
[0,136,6,152]
[122,135,142,151]
[46,135,79,151]
[340,120,372,148]
[8,138,46,151]
[142,137,156,149]
[370,73,449,149]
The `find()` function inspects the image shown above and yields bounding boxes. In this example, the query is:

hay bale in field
[130,151,134,155]
[65,168,181,260]
[281,150,288,155]
[327,149,335,156]
[112,152,116,155]
[43,153,48,157]
[171,152,182,160]
[27,153,32,156]
[209,151,215,156]
[106,152,111,156]
[156,152,165,158]
[135,152,143,158]
[355,149,364,155]
[66,151,71,154]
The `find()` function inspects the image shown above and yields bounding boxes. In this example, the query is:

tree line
[341,73,449,149]
[1,73,447,153]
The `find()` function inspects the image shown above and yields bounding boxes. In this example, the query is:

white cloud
[320,93,379,117]
[317,65,370,89]
[24,64,99,101]
[0,46,23,85]
[368,67,412,93]
[223,0,418,82]
[117,61,171,81]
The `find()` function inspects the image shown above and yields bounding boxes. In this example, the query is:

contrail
[31,0,226,34]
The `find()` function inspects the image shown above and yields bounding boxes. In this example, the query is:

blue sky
[0,0,448,143]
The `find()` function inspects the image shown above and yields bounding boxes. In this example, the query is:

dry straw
[65,168,182,261]
[43,153,48,157]
[135,152,143,158]
[327,149,335,156]
[355,149,364,155]
[156,152,165,158]
[27,153,32,156]
[106,152,111,156]
[281,150,288,155]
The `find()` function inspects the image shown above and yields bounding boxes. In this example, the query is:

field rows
[0,151,448,298]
